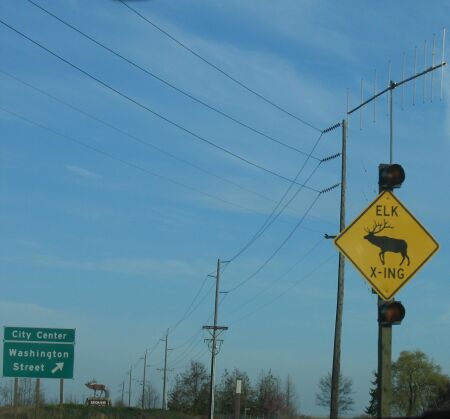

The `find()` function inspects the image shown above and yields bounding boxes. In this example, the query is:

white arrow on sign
[51,362,64,374]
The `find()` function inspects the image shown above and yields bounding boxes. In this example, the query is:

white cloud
[6,253,208,279]
[0,300,54,317]
[65,164,101,179]
[213,0,355,61]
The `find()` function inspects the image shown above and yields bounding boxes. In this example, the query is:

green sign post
[3,327,75,379]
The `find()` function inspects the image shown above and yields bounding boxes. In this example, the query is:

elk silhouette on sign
[364,220,410,266]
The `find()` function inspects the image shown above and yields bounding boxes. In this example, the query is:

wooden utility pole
[203,259,228,419]
[330,119,347,419]
[209,259,221,419]
[162,331,169,410]
[142,349,147,409]
[128,367,132,407]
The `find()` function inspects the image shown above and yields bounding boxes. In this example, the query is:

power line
[173,345,210,371]
[168,276,215,334]
[170,329,203,353]
[136,279,228,375]
[2,9,345,385]
[226,237,326,319]
[228,162,321,263]
[3,98,330,248]
[0,19,320,191]
[225,192,323,293]
[1,105,337,330]
[166,288,228,367]
[189,346,210,364]
[25,0,321,159]
[145,339,162,357]
[1,103,335,239]
[117,0,322,132]
[216,130,339,283]
[0,106,285,214]
[229,253,335,325]
[224,180,338,293]
[227,132,328,263]
[0,70,328,223]
[219,130,339,275]
[169,334,205,369]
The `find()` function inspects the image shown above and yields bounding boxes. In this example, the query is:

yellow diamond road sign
[334,191,439,300]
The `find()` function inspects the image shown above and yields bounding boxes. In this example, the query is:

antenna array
[348,28,447,130]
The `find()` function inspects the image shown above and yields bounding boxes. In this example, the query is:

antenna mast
[348,29,446,163]
[344,28,446,419]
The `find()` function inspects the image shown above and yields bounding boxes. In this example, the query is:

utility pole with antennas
[345,29,446,419]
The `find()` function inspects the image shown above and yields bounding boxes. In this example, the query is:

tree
[315,372,354,414]
[168,361,209,414]
[434,379,450,410]
[392,350,450,416]
[365,371,378,417]
[284,375,298,417]
[0,379,45,407]
[216,368,255,415]
[255,370,285,418]
[0,379,13,406]
[137,383,160,409]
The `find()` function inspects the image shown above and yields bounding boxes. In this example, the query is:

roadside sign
[4,327,75,343]
[3,327,75,379]
[334,191,439,300]
[86,398,112,407]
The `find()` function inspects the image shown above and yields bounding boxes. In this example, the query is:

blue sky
[1,0,449,415]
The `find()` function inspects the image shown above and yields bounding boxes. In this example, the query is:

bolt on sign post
[3,327,75,379]
[334,191,439,300]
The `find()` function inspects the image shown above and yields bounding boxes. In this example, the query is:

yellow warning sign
[334,191,439,300]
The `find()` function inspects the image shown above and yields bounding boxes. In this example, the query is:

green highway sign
[3,326,75,379]
[3,342,74,379]
[4,327,75,343]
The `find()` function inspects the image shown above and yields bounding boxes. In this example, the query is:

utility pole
[330,119,347,419]
[203,259,228,419]
[162,331,169,410]
[121,381,125,405]
[128,366,132,408]
[142,349,147,409]
[157,332,172,411]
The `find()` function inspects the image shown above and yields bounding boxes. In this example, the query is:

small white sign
[236,379,242,394]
